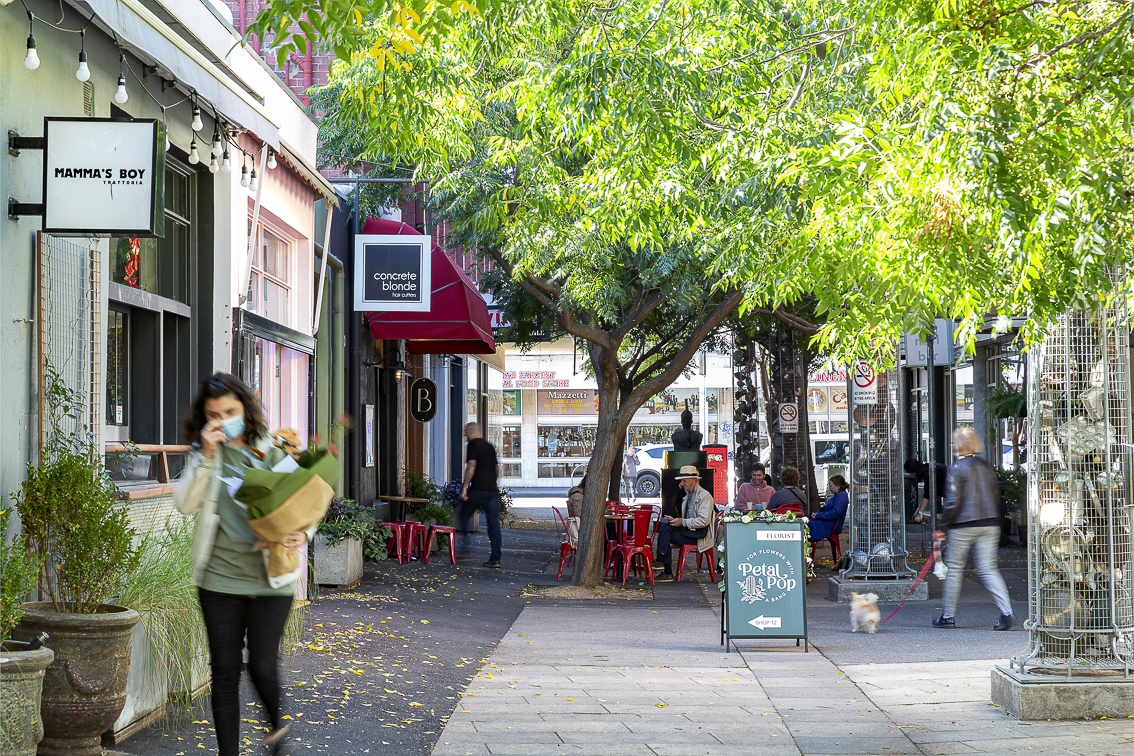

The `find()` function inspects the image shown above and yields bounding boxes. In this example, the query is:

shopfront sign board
[410,378,438,422]
[537,389,599,415]
[43,117,165,237]
[852,360,878,405]
[905,318,955,366]
[354,235,432,312]
[722,521,808,651]
[777,402,799,433]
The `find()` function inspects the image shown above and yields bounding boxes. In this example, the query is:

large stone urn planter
[313,536,363,587]
[12,603,139,756]
[0,640,55,756]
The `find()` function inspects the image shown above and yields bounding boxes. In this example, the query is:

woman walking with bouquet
[175,373,311,755]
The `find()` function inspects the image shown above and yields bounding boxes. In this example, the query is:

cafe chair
[553,507,577,581]
[383,521,409,564]
[612,508,658,586]
[405,521,431,561]
[423,524,457,566]
[675,544,717,583]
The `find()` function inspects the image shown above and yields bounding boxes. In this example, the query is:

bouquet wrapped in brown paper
[235,429,343,577]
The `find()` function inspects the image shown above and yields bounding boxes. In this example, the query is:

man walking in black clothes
[459,422,503,568]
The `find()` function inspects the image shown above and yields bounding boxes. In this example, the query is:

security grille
[36,232,102,459]
[1012,291,1134,676]
[843,351,914,579]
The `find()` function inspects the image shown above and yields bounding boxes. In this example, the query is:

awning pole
[312,195,334,335]
[241,147,268,310]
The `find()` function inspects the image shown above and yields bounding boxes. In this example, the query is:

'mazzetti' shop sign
[354,234,432,312]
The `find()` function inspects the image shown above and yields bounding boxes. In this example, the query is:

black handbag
[679,525,708,539]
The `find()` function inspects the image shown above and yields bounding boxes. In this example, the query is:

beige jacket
[679,483,717,553]
[174,441,314,591]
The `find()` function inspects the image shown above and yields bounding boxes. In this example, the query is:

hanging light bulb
[163,119,171,152]
[209,154,219,173]
[211,128,223,157]
[220,150,231,173]
[188,137,200,164]
[240,163,250,188]
[114,74,129,103]
[248,167,258,192]
[267,149,277,170]
[24,15,39,71]
[191,104,203,132]
[76,31,90,81]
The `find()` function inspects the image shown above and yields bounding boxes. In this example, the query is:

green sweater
[200,443,296,597]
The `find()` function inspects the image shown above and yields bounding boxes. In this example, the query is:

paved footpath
[433,570,1134,756]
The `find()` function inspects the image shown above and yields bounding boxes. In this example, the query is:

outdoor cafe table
[604,511,638,580]
[381,495,430,522]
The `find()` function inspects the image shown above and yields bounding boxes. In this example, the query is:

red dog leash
[879,541,941,623]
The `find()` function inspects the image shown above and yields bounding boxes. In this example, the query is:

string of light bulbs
[20,0,278,191]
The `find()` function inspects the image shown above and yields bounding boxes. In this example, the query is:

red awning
[362,218,497,355]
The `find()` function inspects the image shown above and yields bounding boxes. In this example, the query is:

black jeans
[460,490,502,561]
[197,588,293,756]
[654,520,700,565]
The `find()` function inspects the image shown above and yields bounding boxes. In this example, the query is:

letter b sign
[409,378,438,422]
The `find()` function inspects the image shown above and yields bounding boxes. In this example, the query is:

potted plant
[10,371,141,756]
[313,498,368,586]
[1,506,51,756]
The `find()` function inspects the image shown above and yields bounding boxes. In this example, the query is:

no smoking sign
[853,359,878,404]
[778,402,799,433]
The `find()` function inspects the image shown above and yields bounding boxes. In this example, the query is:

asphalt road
[111,526,560,756]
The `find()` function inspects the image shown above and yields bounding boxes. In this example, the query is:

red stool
[423,525,457,565]
[405,522,430,561]
[676,544,717,583]
[383,522,408,563]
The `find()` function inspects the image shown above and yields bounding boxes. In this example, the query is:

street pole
[926,325,937,538]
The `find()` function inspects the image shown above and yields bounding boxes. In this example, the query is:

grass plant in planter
[1,506,51,756]
[10,371,141,756]
[313,498,367,586]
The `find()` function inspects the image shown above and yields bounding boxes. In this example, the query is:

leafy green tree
[306,0,1133,582]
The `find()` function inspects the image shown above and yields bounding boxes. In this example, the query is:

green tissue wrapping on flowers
[235,451,342,520]
[715,510,813,593]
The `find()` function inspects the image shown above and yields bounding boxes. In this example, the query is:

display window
[537,425,597,457]
[814,439,850,464]
[627,423,719,447]
[501,425,522,458]
[538,461,588,479]
[502,463,522,478]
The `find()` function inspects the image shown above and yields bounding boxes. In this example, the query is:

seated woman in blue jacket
[808,475,849,543]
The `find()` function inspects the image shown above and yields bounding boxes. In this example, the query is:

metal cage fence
[843,353,915,580]
[1013,296,1134,677]
[36,232,101,460]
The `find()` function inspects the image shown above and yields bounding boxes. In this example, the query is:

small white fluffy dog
[850,592,880,633]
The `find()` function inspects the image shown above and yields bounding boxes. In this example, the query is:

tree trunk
[607,436,626,501]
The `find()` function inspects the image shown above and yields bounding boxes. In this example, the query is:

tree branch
[621,289,744,414]
[750,307,821,335]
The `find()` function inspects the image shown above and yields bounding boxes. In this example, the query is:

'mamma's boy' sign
[43,117,165,237]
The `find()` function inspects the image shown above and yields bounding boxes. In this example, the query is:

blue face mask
[220,414,245,441]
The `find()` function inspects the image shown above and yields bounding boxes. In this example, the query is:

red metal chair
[771,503,806,517]
[405,521,431,561]
[552,507,577,581]
[613,509,658,586]
[383,522,409,563]
[675,510,722,583]
[423,525,457,565]
[813,513,846,564]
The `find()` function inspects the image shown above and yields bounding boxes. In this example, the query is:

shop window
[814,440,849,464]
[248,230,291,324]
[807,421,817,433]
[830,420,849,434]
[537,425,596,457]
[106,308,129,427]
[538,461,588,479]
[628,424,720,447]
[111,170,191,303]
[501,426,521,458]
[501,463,522,478]
[503,389,520,415]
[104,155,201,455]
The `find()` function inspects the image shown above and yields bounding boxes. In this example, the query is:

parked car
[630,444,671,498]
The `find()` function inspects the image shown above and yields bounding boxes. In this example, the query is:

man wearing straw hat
[652,465,716,581]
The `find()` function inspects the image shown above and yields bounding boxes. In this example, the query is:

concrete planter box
[313,536,363,586]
